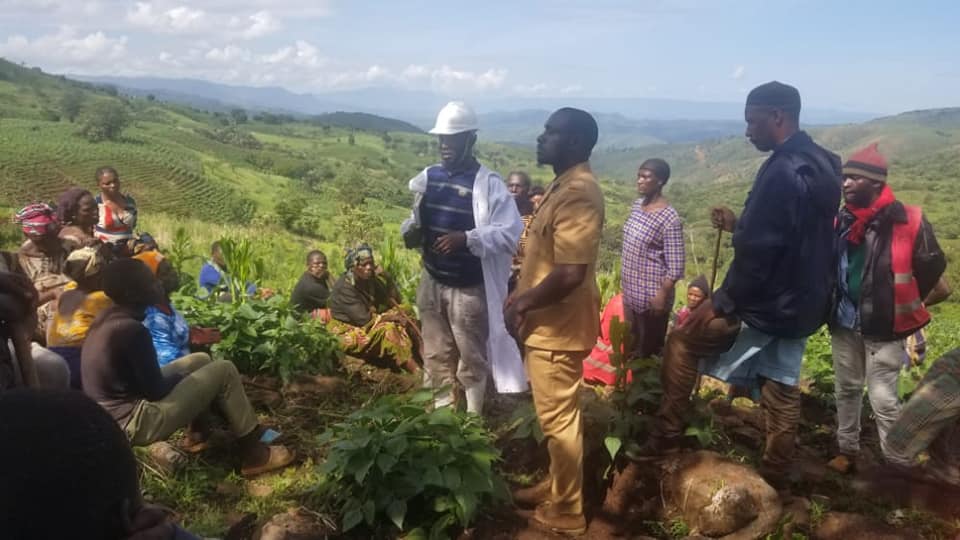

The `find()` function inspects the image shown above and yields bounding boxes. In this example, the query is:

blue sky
[0,0,956,114]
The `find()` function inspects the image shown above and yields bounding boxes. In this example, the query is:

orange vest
[891,205,930,334]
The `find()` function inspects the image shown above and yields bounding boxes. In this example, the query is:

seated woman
[81,258,293,477]
[142,252,197,366]
[46,246,113,389]
[291,250,334,318]
[94,166,138,248]
[0,270,70,390]
[57,187,99,246]
[583,293,631,387]
[14,203,76,342]
[328,244,421,374]
[672,275,710,330]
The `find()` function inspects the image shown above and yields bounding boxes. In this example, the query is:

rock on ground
[813,512,922,540]
[255,508,335,540]
[661,451,782,539]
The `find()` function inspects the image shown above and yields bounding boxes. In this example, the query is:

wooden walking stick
[710,226,723,290]
[695,223,724,397]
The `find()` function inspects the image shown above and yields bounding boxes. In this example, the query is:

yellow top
[517,162,605,351]
[46,282,113,347]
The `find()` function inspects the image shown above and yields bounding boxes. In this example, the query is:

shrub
[175,294,341,382]
[317,389,509,538]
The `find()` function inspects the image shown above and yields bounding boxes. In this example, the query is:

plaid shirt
[620,203,685,313]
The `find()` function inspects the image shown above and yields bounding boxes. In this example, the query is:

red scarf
[845,184,896,245]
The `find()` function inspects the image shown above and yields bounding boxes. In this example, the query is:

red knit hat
[843,143,888,183]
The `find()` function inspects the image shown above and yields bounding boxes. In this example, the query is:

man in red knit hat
[828,143,947,473]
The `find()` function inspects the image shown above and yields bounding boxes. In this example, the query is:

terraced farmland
[0,119,259,222]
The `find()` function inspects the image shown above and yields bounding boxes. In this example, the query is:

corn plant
[217,237,263,304]
[377,235,420,309]
[166,226,202,292]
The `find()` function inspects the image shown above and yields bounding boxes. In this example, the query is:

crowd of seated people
[1,168,422,482]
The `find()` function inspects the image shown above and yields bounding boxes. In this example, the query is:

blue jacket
[713,131,842,338]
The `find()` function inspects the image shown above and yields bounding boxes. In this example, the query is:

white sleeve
[465,173,522,258]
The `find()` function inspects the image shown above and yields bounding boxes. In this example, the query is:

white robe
[401,164,528,393]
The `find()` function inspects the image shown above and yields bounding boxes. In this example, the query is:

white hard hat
[428,101,479,135]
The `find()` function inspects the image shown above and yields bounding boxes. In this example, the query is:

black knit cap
[746,81,801,113]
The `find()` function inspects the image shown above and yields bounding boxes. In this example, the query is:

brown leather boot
[512,478,551,508]
[533,502,586,536]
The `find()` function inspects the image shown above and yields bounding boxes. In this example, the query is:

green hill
[0,58,548,225]
[1,57,957,295]
[594,108,960,288]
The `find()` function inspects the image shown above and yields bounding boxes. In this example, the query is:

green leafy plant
[602,317,667,462]
[504,400,544,444]
[684,416,721,448]
[166,226,202,292]
[217,237,264,304]
[175,293,341,381]
[317,389,509,538]
[377,235,419,309]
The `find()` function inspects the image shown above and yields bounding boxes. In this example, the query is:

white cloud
[204,45,250,63]
[559,84,583,95]
[262,40,323,68]
[0,26,127,66]
[126,2,281,39]
[513,83,549,95]
[429,66,507,92]
[238,10,280,39]
[731,65,746,80]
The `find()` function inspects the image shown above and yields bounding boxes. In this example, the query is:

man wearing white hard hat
[402,101,526,414]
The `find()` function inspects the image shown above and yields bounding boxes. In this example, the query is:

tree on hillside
[59,89,85,122]
[78,100,131,142]
[230,108,248,124]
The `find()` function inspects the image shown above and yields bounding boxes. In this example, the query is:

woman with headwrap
[47,245,113,388]
[57,187,99,247]
[328,244,421,373]
[14,203,77,342]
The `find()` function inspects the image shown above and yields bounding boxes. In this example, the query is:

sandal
[241,445,296,478]
[179,438,211,454]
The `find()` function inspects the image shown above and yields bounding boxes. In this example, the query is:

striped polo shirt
[421,161,483,287]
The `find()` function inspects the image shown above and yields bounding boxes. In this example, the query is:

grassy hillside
[0,58,551,228]
[3,56,956,294]
[595,109,960,289]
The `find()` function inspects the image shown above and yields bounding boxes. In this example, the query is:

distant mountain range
[72,75,877,149]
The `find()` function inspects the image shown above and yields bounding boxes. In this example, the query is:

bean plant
[317,389,509,539]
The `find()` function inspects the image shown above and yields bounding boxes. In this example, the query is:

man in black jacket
[637,82,842,487]
[827,144,946,473]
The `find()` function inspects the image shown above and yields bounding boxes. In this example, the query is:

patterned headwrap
[65,246,105,280]
[127,232,158,255]
[14,203,60,237]
[344,243,374,271]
